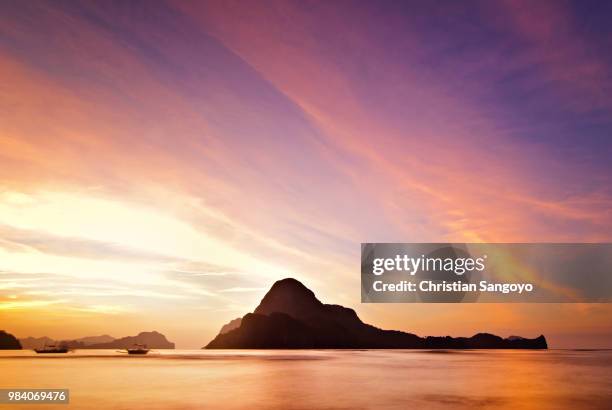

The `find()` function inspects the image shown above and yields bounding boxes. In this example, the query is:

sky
[1,0,611,348]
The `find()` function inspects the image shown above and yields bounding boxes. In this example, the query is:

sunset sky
[1,0,611,348]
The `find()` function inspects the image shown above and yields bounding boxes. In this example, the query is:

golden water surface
[1,349,611,409]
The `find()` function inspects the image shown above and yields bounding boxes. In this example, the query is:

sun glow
[0,190,289,279]
[0,189,291,333]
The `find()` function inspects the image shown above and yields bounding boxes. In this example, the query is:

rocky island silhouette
[0,330,22,349]
[205,278,547,349]
[18,331,175,350]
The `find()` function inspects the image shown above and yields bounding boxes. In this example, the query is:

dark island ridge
[0,330,22,349]
[205,278,547,349]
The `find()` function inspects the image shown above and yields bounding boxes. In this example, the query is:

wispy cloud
[0,298,67,310]
[0,223,179,263]
[219,287,267,293]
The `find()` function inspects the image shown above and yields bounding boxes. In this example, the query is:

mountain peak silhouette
[206,278,547,349]
[255,278,323,317]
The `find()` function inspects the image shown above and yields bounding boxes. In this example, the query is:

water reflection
[1,349,611,409]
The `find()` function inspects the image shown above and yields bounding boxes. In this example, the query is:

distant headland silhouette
[0,330,22,349]
[18,331,175,350]
[205,278,547,349]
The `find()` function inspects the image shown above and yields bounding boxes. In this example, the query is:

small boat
[126,344,150,355]
[34,344,70,354]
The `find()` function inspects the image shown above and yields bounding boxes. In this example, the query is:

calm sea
[1,349,611,409]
